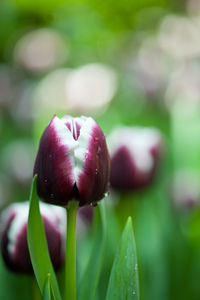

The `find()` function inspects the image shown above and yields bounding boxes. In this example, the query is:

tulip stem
[65,201,78,300]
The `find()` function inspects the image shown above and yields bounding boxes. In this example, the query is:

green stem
[32,277,42,300]
[65,201,78,300]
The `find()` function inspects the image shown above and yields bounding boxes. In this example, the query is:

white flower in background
[171,170,200,211]
[187,0,200,15]
[64,63,117,114]
[34,68,70,112]
[131,37,173,100]
[158,15,200,60]
[0,65,23,109]
[34,63,117,115]
[165,61,200,113]
[14,28,68,73]
[1,139,36,185]
[8,80,36,127]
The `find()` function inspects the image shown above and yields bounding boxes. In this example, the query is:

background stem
[65,201,78,300]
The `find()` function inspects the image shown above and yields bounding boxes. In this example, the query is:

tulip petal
[74,118,110,205]
[61,115,87,141]
[34,115,77,206]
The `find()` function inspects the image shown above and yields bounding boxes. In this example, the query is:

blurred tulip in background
[0,202,66,273]
[109,126,163,190]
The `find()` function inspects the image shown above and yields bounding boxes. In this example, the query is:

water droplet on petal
[97,146,101,153]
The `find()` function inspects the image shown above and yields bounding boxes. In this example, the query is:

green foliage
[27,175,61,300]
[0,256,30,300]
[43,274,52,300]
[78,201,107,300]
[106,217,139,300]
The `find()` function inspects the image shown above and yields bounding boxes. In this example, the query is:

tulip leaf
[78,200,107,300]
[96,199,121,300]
[43,274,51,300]
[27,175,62,300]
[106,217,139,300]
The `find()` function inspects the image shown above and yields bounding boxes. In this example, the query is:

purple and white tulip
[34,115,110,207]
[0,201,66,273]
[108,126,163,190]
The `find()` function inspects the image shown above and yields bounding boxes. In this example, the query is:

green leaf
[106,217,139,300]
[96,199,121,300]
[27,175,62,300]
[43,274,51,300]
[78,200,107,300]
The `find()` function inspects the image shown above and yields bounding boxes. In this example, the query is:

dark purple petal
[77,122,110,206]
[110,146,154,190]
[110,146,136,190]
[10,223,32,273]
[34,116,75,206]
[1,211,18,272]
[42,216,64,271]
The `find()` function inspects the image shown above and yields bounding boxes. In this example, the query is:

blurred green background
[1,0,200,299]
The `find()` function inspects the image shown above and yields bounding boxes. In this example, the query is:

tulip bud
[108,126,162,190]
[34,115,110,207]
[0,202,66,273]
